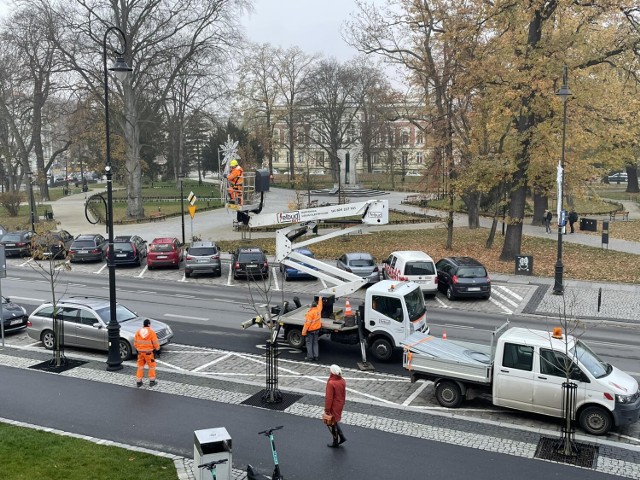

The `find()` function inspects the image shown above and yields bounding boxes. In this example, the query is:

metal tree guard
[556,381,579,456]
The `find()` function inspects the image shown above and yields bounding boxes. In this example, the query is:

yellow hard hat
[230,159,238,167]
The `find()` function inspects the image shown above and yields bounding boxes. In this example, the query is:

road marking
[19,258,34,267]
[137,266,147,278]
[490,288,518,308]
[132,290,157,295]
[434,296,451,309]
[489,296,513,314]
[5,296,45,303]
[163,313,209,321]
[173,294,196,299]
[179,273,186,282]
[494,285,523,301]
[95,264,107,274]
[193,353,233,372]
[226,267,234,286]
[402,379,431,406]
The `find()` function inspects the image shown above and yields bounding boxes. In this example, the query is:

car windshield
[72,240,96,248]
[189,247,217,256]
[350,258,374,267]
[114,242,133,251]
[404,288,426,321]
[151,243,174,252]
[95,304,138,324]
[570,340,610,379]
[405,261,435,275]
[1,233,23,242]
[239,253,265,262]
[457,267,487,278]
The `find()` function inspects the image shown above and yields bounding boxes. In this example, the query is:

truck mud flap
[330,331,359,345]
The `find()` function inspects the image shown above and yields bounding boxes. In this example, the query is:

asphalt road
[0,366,622,480]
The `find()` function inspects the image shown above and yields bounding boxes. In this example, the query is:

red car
[147,237,183,269]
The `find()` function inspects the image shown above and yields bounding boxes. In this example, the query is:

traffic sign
[188,191,197,205]
[188,205,197,219]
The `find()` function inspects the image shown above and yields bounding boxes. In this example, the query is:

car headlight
[616,393,635,404]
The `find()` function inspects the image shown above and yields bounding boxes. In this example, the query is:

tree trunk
[124,82,144,218]
[626,165,639,193]
[532,192,547,225]
[465,192,481,228]
[486,215,498,249]
[446,192,454,249]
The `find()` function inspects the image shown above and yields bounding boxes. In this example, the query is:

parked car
[1,296,28,332]
[382,250,438,296]
[435,256,491,300]
[26,296,174,360]
[279,248,316,281]
[0,230,34,257]
[232,246,269,280]
[0,224,7,237]
[109,235,148,266]
[337,252,380,284]
[185,241,221,278]
[69,234,108,263]
[607,172,628,183]
[31,230,74,259]
[147,237,183,269]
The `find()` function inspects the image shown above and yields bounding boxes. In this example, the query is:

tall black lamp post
[26,171,36,232]
[104,26,133,371]
[553,66,572,295]
[179,174,186,245]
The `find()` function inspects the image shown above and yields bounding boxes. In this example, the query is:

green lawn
[0,423,178,480]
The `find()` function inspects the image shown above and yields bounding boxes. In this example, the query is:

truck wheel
[579,406,612,435]
[435,380,463,408]
[285,327,304,349]
[370,338,393,362]
[446,286,456,301]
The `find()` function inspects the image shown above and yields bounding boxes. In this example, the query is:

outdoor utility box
[580,218,598,232]
[193,427,232,480]
[254,168,271,192]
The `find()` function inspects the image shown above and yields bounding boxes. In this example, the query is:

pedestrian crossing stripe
[188,192,197,205]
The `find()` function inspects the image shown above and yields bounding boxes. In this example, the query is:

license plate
[80,250,88,254]
[468,287,481,292]
[197,259,208,263]
[248,264,257,268]
[10,319,22,325]
[116,254,127,257]
[157,255,167,259]
[6,243,15,246]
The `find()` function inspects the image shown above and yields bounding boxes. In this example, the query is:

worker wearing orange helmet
[227,159,244,204]
[134,319,160,387]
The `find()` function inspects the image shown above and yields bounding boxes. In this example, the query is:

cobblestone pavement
[2,335,640,479]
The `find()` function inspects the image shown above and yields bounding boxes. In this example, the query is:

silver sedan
[336,252,381,284]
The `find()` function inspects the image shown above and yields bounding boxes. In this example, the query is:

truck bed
[401,332,493,384]
[278,307,359,333]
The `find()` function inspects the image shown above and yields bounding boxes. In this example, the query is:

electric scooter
[198,458,228,480]
[246,425,285,480]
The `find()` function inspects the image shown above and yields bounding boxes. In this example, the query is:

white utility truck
[237,172,429,363]
[402,323,640,435]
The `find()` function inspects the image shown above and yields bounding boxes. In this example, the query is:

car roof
[114,235,134,242]
[390,251,434,261]
[75,234,99,240]
[190,241,217,248]
[54,296,112,309]
[237,246,263,252]
[151,237,176,243]
[442,256,484,266]
[343,252,374,260]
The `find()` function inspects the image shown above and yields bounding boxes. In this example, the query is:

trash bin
[580,218,598,232]
[82,184,88,192]
[193,427,232,480]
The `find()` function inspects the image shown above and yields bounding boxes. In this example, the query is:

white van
[382,251,438,296]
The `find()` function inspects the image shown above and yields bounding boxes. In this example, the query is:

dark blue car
[280,248,316,281]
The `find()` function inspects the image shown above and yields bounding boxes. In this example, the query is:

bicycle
[246,425,285,480]
[198,458,228,480]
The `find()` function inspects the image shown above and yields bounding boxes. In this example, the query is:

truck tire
[435,380,463,408]
[285,327,304,349]
[579,406,612,436]
[370,337,393,362]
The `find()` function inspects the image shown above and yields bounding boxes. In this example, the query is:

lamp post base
[553,262,564,295]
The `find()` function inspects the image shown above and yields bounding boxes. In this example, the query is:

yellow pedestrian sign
[188,205,197,219]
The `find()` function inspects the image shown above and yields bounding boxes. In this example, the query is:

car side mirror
[93,322,102,329]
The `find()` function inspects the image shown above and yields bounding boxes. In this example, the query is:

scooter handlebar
[198,459,228,469]
[258,425,284,436]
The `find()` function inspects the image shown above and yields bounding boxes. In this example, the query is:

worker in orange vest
[302,296,323,361]
[134,319,160,387]
[227,159,244,204]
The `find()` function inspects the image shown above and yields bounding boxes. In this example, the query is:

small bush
[0,191,24,217]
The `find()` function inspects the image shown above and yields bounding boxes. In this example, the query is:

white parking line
[179,273,186,282]
[226,266,234,286]
[163,313,209,322]
[434,296,451,309]
[95,264,107,274]
[402,379,431,406]
[494,285,523,301]
[137,265,148,278]
[490,288,519,308]
[173,294,196,299]
[192,353,233,372]
[19,258,33,267]
[489,296,513,314]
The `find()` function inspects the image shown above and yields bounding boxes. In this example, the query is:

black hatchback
[232,246,269,280]
[435,257,491,300]
[0,231,34,257]
[109,235,148,266]
[69,234,108,262]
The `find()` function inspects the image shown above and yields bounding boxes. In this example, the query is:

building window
[416,131,424,145]
[297,129,305,145]
[273,128,280,141]
[416,152,423,164]
[401,130,409,145]
[314,151,324,164]
[372,153,379,164]
[298,152,305,164]
[388,131,394,145]
[402,152,408,164]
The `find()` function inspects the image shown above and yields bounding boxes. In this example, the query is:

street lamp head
[105,165,112,173]
[556,84,572,101]
[109,55,133,81]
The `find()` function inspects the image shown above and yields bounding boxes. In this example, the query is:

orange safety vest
[134,327,160,353]
[227,166,244,187]
[302,297,323,335]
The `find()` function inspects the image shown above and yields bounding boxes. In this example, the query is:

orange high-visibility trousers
[136,352,156,381]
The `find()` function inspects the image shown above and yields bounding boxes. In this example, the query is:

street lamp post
[26,171,36,232]
[103,26,133,371]
[553,66,572,296]
[179,174,185,245]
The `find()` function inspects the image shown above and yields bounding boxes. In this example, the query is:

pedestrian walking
[226,159,244,204]
[568,210,578,233]
[302,296,322,361]
[324,364,347,448]
[544,209,552,234]
[134,319,160,387]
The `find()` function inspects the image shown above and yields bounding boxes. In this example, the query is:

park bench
[149,212,167,222]
[609,211,629,221]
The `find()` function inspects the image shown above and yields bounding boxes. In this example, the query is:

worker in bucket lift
[227,159,244,204]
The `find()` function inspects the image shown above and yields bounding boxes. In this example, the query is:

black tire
[483,294,491,300]
[579,406,612,436]
[41,330,55,350]
[285,327,304,349]
[185,270,191,278]
[135,257,141,267]
[119,339,133,361]
[446,286,456,301]
[435,380,463,408]
[215,270,222,278]
[370,337,393,362]
[148,264,153,270]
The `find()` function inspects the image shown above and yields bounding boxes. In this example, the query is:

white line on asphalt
[95,264,107,274]
[434,296,451,308]
[19,258,34,267]
[66,283,87,288]
[272,267,280,291]
[491,288,519,308]
[494,285,523,301]
[587,340,635,348]
[489,296,513,314]
[402,379,431,406]
[192,353,233,372]
[179,273,186,282]
[173,294,196,299]
[163,313,209,321]
[6,296,45,303]
[226,266,234,286]
[154,358,188,371]
[442,324,474,329]
[133,290,158,295]
[137,266,147,278]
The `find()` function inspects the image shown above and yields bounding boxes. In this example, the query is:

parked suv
[109,235,147,266]
[0,230,34,257]
[26,296,174,360]
[185,241,221,278]
[435,256,491,300]
[147,237,183,269]
[69,234,108,262]
[232,246,269,280]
